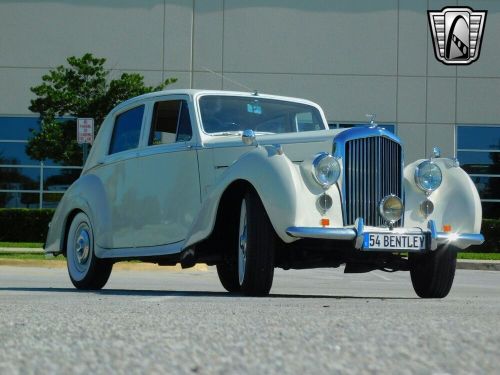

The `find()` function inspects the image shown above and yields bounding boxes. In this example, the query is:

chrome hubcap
[75,226,90,265]
[238,199,248,286]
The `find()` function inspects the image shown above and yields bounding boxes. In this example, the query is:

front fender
[184,145,343,247]
[404,158,482,234]
[44,173,112,255]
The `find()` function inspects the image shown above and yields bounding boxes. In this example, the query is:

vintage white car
[45,89,484,297]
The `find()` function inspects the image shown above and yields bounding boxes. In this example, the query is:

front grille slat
[344,136,402,227]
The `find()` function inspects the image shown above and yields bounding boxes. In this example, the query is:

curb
[457,259,500,271]
[0,247,44,253]
[0,258,209,272]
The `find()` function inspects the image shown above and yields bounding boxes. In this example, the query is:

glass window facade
[457,125,500,219]
[0,116,83,208]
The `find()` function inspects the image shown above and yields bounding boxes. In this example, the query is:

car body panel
[403,158,482,237]
[45,89,484,260]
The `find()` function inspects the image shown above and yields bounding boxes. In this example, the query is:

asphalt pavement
[1,265,499,374]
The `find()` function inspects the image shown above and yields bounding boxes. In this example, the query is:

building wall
[0,0,499,213]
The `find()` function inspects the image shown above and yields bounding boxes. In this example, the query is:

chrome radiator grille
[343,136,402,227]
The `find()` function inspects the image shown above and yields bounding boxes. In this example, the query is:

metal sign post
[77,118,94,164]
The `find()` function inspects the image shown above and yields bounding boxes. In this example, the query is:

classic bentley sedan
[45,90,484,297]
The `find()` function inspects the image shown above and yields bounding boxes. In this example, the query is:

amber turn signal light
[443,224,452,232]
[321,218,330,227]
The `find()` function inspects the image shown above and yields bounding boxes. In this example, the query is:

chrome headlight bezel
[312,152,341,189]
[414,160,442,193]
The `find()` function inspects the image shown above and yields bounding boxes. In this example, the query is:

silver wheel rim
[67,215,93,282]
[238,199,248,286]
[75,224,91,268]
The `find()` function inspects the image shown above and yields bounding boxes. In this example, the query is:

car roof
[112,89,321,114]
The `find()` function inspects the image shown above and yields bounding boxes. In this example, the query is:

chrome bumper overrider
[286,219,485,251]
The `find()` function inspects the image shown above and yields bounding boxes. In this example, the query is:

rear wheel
[409,245,457,298]
[66,212,112,290]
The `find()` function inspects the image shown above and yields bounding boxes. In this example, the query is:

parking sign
[77,118,94,144]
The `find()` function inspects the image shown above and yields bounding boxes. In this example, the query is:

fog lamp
[317,193,333,212]
[420,199,434,217]
[379,195,404,223]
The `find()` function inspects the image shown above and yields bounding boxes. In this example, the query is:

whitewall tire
[66,212,112,290]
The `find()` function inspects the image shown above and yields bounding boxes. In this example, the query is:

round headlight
[379,195,404,223]
[312,153,340,188]
[414,160,442,192]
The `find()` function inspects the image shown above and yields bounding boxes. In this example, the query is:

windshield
[199,95,326,134]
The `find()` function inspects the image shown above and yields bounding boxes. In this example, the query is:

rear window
[109,105,145,154]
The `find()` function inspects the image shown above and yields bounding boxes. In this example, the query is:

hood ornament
[366,114,378,128]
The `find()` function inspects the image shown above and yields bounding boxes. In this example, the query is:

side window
[109,105,145,155]
[149,100,192,145]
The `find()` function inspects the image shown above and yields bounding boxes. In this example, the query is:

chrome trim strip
[354,217,364,249]
[428,220,438,250]
[286,220,484,251]
[286,226,357,240]
[435,233,485,249]
[96,241,184,259]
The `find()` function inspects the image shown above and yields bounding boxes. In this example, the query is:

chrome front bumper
[286,219,485,251]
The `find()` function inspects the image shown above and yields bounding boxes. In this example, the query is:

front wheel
[237,190,276,296]
[66,212,112,290]
[409,245,457,298]
[217,190,276,296]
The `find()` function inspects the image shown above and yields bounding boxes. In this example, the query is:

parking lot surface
[1,265,499,374]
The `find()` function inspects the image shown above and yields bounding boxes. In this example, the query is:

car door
[133,95,201,247]
[92,104,145,249]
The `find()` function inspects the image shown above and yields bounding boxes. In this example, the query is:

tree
[27,53,177,166]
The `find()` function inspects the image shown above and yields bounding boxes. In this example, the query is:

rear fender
[44,174,112,256]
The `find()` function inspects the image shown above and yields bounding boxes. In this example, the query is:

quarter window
[149,100,192,145]
[109,105,145,155]
[457,125,500,219]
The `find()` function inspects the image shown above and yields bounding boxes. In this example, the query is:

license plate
[363,233,426,251]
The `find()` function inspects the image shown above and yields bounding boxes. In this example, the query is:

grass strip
[0,242,44,248]
[0,252,61,260]
[457,252,500,261]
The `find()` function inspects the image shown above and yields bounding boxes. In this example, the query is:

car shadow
[0,287,419,300]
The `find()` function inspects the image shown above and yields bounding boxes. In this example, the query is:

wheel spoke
[238,199,248,285]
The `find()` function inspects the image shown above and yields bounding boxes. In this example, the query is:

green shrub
[0,209,55,243]
[471,218,500,253]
